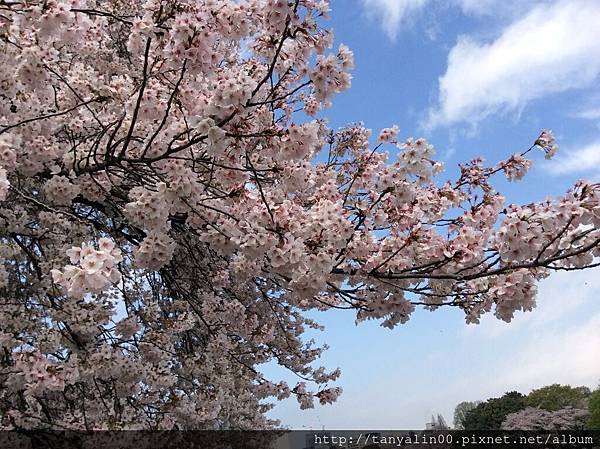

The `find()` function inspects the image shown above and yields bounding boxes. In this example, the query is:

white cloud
[361,0,431,40]
[452,310,600,408]
[464,269,600,338]
[499,313,600,390]
[426,0,600,128]
[434,268,600,424]
[455,0,539,16]
[573,107,600,121]
[455,0,509,15]
[360,0,535,41]
[544,141,600,177]
[453,268,600,413]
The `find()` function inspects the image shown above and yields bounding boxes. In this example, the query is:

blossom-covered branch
[0,0,598,431]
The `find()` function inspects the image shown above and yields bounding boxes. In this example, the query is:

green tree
[463,392,527,430]
[453,401,480,430]
[588,388,600,430]
[526,384,591,411]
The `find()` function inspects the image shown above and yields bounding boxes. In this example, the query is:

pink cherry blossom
[1,0,599,432]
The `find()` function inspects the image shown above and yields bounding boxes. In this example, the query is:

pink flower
[378,125,399,143]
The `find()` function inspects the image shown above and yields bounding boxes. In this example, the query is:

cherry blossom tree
[1,0,599,430]
[501,407,589,431]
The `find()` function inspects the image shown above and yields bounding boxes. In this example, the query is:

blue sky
[266,0,600,429]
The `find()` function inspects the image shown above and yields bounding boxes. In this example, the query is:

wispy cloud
[499,313,600,390]
[457,268,600,402]
[454,0,536,16]
[464,269,600,338]
[544,141,600,177]
[572,107,600,121]
[361,0,431,40]
[360,0,534,41]
[458,310,600,399]
[425,0,600,128]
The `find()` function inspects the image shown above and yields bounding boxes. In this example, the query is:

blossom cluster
[378,125,399,143]
[51,239,123,297]
[536,129,559,160]
[7,352,79,396]
[43,175,81,205]
[135,230,176,270]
